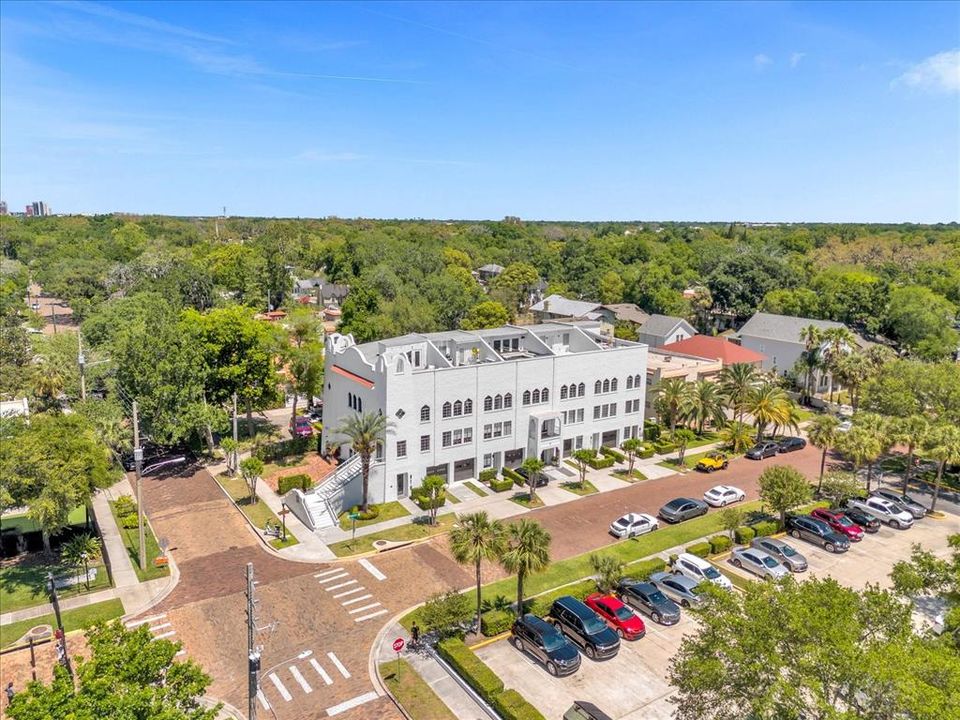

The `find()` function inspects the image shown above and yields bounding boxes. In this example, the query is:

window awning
[331,365,375,389]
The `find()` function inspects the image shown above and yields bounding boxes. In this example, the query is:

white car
[837,420,853,433]
[846,497,913,529]
[731,548,790,581]
[672,552,732,590]
[609,512,659,539]
[703,485,746,508]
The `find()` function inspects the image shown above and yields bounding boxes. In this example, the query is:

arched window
[541,388,549,403]
[602,379,610,393]
[357,397,362,413]
[420,405,431,422]
[611,378,618,392]
[348,393,354,409]
[395,357,405,374]
[464,399,473,414]
[560,386,568,400]
[453,400,463,416]
[442,401,452,418]
[578,383,585,397]
[594,380,602,394]
[634,374,641,387]
[484,396,493,412]
[522,390,531,405]
[504,393,513,408]
[626,375,633,390]
[532,389,541,404]
[494,394,503,410]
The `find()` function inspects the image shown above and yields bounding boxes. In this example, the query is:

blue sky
[1,1,958,221]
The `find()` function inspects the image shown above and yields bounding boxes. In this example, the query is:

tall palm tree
[807,415,840,494]
[892,415,929,494]
[821,327,856,403]
[746,382,791,442]
[500,519,551,618]
[833,352,873,410]
[682,380,727,435]
[652,378,691,434]
[923,424,960,513]
[335,411,388,512]
[718,363,758,428]
[33,364,65,412]
[797,325,824,402]
[720,420,753,454]
[838,425,882,493]
[449,512,507,634]
[855,412,892,491]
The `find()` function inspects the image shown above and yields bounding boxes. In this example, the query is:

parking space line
[341,594,373,606]
[353,609,388,622]
[257,689,270,711]
[332,586,365,599]
[289,665,313,694]
[327,652,351,679]
[347,602,382,614]
[326,580,358,591]
[316,572,350,585]
[314,568,345,579]
[269,673,292,702]
[327,691,379,715]
[310,658,333,685]
[125,613,166,628]
[358,558,387,581]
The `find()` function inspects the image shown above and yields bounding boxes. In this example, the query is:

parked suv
[810,508,865,542]
[672,552,732,590]
[841,506,880,533]
[511,614,581,677]
[872,489,927,519]
[846,497,913,529]
[549,596,621,660]
[750,537,808,572]
[785,515,850,553]
[616,580,681,625]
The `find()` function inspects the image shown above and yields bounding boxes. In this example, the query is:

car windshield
[703,566,721,579]
[665,500,685,510]
[541,628,566,651]
[762,556,779,568]
[613,518,627,527]
[780,545,796,557]
[836,516,854,527]
[614,606,633,621]
[583,615,608,635]
[647,590,667,604]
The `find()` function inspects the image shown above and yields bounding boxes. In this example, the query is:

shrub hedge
[113,495,137,517]
[734,526,756,544]
[348,504,380,521]
[620,557,668,582]
[587,455,616,470]
[600,446,626,462]
[120,513,139,530]
[708,535,733,554]
[654,441,677,454]
[480,609,514,637]
[752,519,780,537]
[684,542,712,558]
[479,469,498,483]
[492,689,547,720]
[637,445,656,459]
[644,423,662,442]
[254,436,311,462]
[413,493,447,512]
[489,477,515,493]
[437,638,503,699]
[278,473,313,495]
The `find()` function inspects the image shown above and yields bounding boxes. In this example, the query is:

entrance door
[396,473,408,498]
[562,438,573,457]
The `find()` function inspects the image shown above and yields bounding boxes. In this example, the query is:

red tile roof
[659,335,767,365]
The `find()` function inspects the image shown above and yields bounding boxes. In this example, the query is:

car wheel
[681,599,690,608]
[651,612,661,624]
[791,530,800,539]
[733,558,742,568]
[546,661,558,676]
[722,463,728,469]
[721,499,728,507]
[585,645,595,659]
[825,543,834,553]
[617,628,624,639]
[889,519,900,529]
[513,637,524,651]
[708,466,715,473]
[672,568,681,576]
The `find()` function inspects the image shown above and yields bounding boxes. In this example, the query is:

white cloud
[754,54,772,69]
[894,49,960,94]
[790,52,806,69]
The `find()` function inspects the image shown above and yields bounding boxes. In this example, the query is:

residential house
[659,335,766,369]
[476,264,505,282]
[644,349,722,421]
[637,315,696,348]
[530,294,604,323]
[598,303,650,329]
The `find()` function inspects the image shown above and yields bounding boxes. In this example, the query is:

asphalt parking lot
[475,501,960,720]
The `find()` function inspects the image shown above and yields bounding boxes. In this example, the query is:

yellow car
[695,452,729,473]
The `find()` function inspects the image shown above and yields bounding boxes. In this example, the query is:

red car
[290,415,314,438]
[810,508,864,542]
[584,593,645,640]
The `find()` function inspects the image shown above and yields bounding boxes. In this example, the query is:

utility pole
[78,332,86,400]
[232,393,239,475]
[133,401,146,572]
[246,563,259,720]
[47,572,74,681]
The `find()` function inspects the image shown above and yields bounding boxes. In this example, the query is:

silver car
[750,537,808,573]
[649,571,704,608]
[731,548,790,580]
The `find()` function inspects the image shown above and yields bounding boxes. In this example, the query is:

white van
[672,552,732,590]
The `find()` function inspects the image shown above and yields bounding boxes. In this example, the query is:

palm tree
[720,420,753,454]
[855,412,892,491]
[833,352,873,410]
[797,325,824,402]
[923,424,960,513]
[821,327,856,403]
[520,457,545,503]
[33,364,65,412]
[838,426,882,493]
[682,380,727,436]
[500,519,551,618]
[746,382,791,442]
[60,533,101,590]
[336,411,388,513]
[718,363,758,428]
[652,377,691,434]
[892,415,929,494]
[807,415,840,494]
[449,512,507,634]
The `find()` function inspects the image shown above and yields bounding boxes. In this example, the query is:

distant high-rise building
[0,200,8,216]
[26,201,51,217]
[25,205,34,217]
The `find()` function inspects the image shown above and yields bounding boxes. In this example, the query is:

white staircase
[285,455,362,531]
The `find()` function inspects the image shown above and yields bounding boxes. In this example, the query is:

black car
[120,443,186,472]
[777,437,806,453]
[549,596,620,660]
[841,507,880,533]
[784,515,850,553]
[745,441,780,460]
[616,579,681,625]
[511,614,581,677]
[515,466,549,488]
[658,497,709,523]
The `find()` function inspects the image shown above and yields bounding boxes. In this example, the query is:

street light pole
[247,563,258,720]
[133,401,145,572]
[47,573,74,680]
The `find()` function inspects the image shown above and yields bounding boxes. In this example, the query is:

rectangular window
[464,428,473,443]
[442,431,452,448]
[453,429,462,445]
[375,442,384,462]
[483,453,494,469]
[421,435,430,452]
[484,424,492,440]
[414,350,421,366]
[593,406,601,420]
[575,436,583,449]
[397,440,407,458]
[577,409,584,423]
[504,421,512,435]
[609,403,617,417]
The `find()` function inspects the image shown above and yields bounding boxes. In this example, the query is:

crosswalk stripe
[149,622,172,631]
[175,650,186,657]
[326,691,379,716]
[151,630,177,640]
[353,609,388,623]
[269,673,292,702]
[125,613,166,628]
[327,652,351,679]
[347,602,381,615]
[314,568,345,578]
[340,594,373,606]
[316,572,350,584]
[326,580,358,591]
[332,586,365,599]
[257,689,270,710]
[289,665,312,694]
[358,558,387,581]
[310,658,333,686]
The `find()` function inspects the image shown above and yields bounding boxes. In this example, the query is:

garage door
[453,458,475,482]
[425,463,449,482]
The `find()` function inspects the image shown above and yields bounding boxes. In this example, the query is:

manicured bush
[529,580,597,618]
[734,526,756,544]
[413,493,446,512]
[120,513,139,530]
[113,495,137,517]
[637,445,655,459]
[600,446,626,462]
[491,689,547,720]
[278,473,313,495]
[708,535,733,554]
[480,610,513,637]
[752,519,780,537]
[587,455,615,470]
[653,441,676,454]
[348,504,380,521]
[620,557,667,582]
[479,469,498,484]
[489,477,514,492]
[644,423,662,442]
[668,553,679,566]
[437,638,503,700]
[502,467,525,486]
[685,542,712,559]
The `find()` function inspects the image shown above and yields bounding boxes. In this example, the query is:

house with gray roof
[637,315,696,348]
[477,264,505,282]
[736,312,847,378]
[530,294,603,322]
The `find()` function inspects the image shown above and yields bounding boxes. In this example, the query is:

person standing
[5,682,14,707]
[411,622,420,648]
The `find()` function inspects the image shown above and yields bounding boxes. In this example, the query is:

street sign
[392,638,405,653]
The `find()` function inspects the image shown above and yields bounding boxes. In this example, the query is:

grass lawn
[560,480,598,496]
[717,566,757,591]
[464,481,489,497]
[338,501,411,531]
[1,598,125,649]
[215,474,299,550]
[612,469,647,482]
[380,659,457,720]
[657,449,739,471]
[108,501,170,582]
[329,514,456,557]
[509,492,545,509]
[0,556,113,614]
[0,506,88,534]
[446,492,462,504]
[795,407,819,422]
[686,432,720,450]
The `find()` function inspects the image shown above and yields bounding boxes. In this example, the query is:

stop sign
[393,638,405,652]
